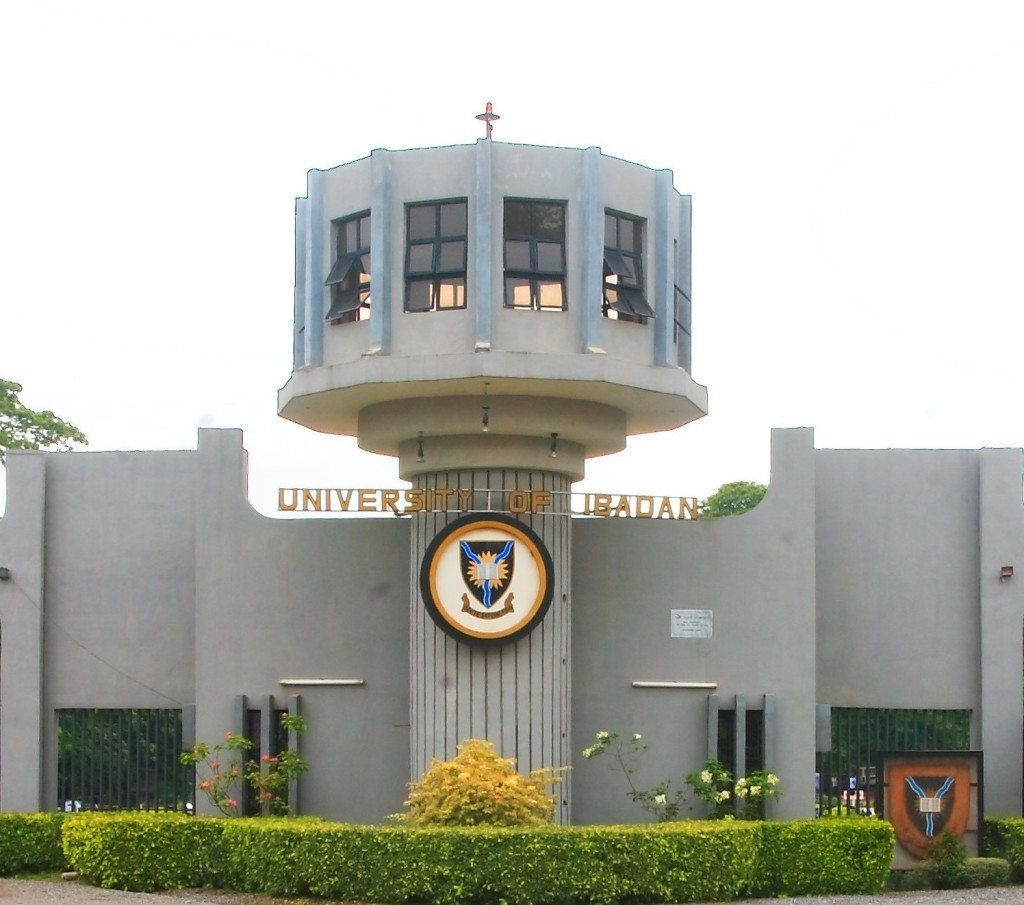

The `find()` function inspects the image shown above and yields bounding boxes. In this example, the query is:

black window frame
[325,210,371,325]
[603,209,655,323]
[502,198,567,312]
[404,198,468,313]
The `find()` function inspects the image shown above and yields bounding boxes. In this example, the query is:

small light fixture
[1000,565,1014,582]
[416,432,425,463]
[0,567,10,581]
[549,432,558,458]
[482,405,490,432]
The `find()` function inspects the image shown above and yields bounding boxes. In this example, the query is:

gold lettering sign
[278,488,701,519]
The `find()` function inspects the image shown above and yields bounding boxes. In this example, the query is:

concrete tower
[279,137,707,821]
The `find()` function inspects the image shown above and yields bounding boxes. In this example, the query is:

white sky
[2,0,1023,515]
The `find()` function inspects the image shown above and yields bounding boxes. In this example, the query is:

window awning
[324,251,361,286]
[324,289,364,321]
[603,249,638,285]
[608,286,655,319]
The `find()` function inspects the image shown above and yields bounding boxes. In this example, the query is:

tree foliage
[701,481,767,518]
[0,379,87,464]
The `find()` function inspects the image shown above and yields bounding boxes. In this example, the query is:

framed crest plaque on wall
[419,513,555,647]
[881,751,983,866]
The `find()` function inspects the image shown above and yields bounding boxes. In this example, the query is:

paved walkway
[2,879,1024,904]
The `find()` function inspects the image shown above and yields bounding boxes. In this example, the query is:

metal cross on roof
[475,102,500,140]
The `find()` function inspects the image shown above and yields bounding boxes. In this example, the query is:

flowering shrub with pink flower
[180,714,308,816]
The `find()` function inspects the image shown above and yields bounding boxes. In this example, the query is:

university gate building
[1,137,1022,838]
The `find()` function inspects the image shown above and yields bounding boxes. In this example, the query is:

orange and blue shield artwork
[887,762,971,859]
[460,540,514,610]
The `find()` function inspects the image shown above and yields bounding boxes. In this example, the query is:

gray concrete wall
[978,448,1024,815]
[572,428,817,821]
[0,452,47,811]
[39,449,199,808]
[815,449,982,711]
[193,430,410,822]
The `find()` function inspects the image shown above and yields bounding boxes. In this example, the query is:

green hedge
[889,857,1012,891]
[751,817,894,896]
[57,812,898,902]
[984,817,1024,880]
[61,812,224,892]
[221,820,760,905]
[0,813,66,874]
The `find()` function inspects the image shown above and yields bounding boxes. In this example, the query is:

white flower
[735,778,747,789]
[767,774,779,786]
[654,793,667,805]
[582,746,596,759]
[750,785,762,797]
[632,733,642,741]
[596,731,609,740]
[735,785,748,798]
[715,790,730,802]
[700,770,713,784]
[722,814,735,821]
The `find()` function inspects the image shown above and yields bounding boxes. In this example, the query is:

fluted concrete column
[410,467,571,822]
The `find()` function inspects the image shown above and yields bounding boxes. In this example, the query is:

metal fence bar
[55,709,190,813]
[815,707,971,819]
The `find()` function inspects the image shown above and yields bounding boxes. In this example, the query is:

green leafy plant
[582,730,687,821]
[734,768,781,819]
[927,831,970,889]
[181,715,309,817]
[180,731,251,816]
[0,379,87,464]
[396,738,565,826]
[700,481,766,518]
[242,713,309,815]
[0,813,66,875]
[685,758,735,819]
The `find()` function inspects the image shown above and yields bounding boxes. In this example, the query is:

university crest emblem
[886,762,971,859]
[420,513,554,646]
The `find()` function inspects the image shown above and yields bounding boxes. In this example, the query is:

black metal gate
[815,707,971,817]
[56,709,193,812]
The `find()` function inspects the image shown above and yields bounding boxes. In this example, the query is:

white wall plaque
[671,609,712,639]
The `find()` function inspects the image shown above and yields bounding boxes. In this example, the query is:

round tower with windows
[279,134,707,821]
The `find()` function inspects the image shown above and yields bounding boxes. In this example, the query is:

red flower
[199,780,211,791]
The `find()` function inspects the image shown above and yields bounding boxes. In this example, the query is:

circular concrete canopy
[278,350,708,457]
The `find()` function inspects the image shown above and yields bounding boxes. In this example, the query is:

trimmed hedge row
[220,819,760,905]
[984,817,1024,880]
[0,813,66,874]
[62,813,223,892]
[54,812,895,901]
[752,817,894,896]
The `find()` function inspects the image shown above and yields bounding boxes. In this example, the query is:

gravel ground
[2,881,1024,905]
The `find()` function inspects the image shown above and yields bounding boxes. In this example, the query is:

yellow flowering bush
[397,738,565,826]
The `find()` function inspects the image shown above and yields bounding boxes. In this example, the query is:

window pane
[537,280,565,309]
[408,205,436,241]
[618,255,638,285]
[604,213,616,248]
[359,216,371,248]
[505,240,531,270]
[439,201,467,237]
[536,242,563,273]
[436,278,465,308]
[504,200,532,236]
[618,217,636,252]
[438,240,466,272]
[407,243,434,274]
[344,222,360,255]
[357,253,371,283]
[505,277,532,308]
[407,279,432,311]
[534,203,564,240]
